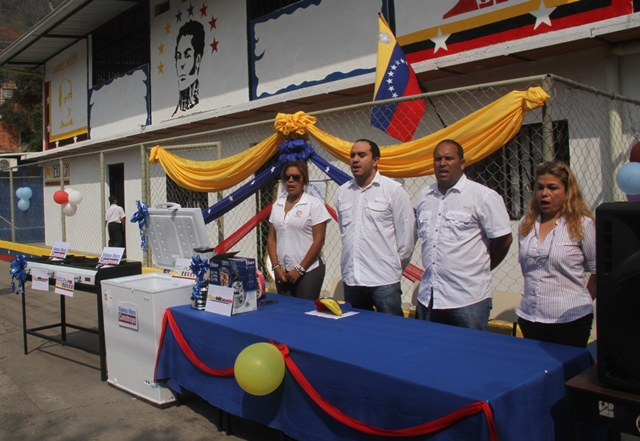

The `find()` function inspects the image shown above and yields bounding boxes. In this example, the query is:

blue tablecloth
[155,294,591,441]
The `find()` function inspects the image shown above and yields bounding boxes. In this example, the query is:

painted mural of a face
[58,78,73,128]
[173,20,205,116]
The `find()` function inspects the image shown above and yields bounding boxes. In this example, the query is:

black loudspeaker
[596,202,640,393]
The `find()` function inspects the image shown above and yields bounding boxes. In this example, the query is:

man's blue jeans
[416,294,492,331]
[342,282,404,317]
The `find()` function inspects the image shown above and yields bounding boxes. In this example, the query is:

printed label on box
[209,257,257,315]
[117,301,138,330]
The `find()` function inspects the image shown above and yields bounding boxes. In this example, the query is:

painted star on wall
[432,28,449,54]
[531,0,556,30]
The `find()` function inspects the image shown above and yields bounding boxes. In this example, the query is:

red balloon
[630,142,640,163]
[53,190,69,205]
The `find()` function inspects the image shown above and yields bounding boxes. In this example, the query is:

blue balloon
[15,187,24,199]
[616,162,640,195]
[22,187,32,200]
[17,199,30,211]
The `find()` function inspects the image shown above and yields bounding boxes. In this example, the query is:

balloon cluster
[234,342,285,396]
[616,142,640,202]
[53,188,83,216]
[15,187,33,211]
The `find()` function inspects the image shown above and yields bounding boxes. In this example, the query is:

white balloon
[17,198,30,211]
[62,203,77,216]
[68,190,83,206]
[64,188,74,194]
[22,187,33,200]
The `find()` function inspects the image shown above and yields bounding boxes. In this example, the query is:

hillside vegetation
[0,0,66,50]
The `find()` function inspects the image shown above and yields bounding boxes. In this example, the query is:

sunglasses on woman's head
[284,173,301,182]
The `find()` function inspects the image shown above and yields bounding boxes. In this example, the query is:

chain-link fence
[0,164,44,243]
[3,74,638,308]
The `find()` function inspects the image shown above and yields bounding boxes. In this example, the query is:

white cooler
[100,204,211,406]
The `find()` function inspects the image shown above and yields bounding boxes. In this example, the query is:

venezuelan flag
[371,14,425,142]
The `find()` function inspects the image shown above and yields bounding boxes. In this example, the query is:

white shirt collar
[427,173,468,196]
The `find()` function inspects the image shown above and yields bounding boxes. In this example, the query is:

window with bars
[465,120,569,220]
[92,2,150,86]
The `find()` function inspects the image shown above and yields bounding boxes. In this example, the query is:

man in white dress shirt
[335,139,416,316]
[105,196,126,248]
[416,139,512,330]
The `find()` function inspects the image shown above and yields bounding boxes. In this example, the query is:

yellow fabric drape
[308,86,550,177]
[149,87,549,190]
[149,133,282,192]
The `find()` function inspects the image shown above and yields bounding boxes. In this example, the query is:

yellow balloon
[234,342,285,396]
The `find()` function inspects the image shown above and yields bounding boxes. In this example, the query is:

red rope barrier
[271,341,500,440]
[157,309,234,377]
[155,311,499,440]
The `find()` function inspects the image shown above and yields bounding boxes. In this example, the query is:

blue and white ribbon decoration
[10,255,28,294]
[130,200,149,250]
[190,255,209,300]
[278,138,314,162]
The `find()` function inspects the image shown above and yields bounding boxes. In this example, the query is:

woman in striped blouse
[516,161,596,347]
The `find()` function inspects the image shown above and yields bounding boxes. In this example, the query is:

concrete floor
[2,257,639,441]
[0,258,283,441]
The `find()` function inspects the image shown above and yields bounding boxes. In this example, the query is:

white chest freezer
[100,204,210,406]
[101,274,192,406]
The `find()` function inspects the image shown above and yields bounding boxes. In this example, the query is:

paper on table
[304,310,359,320]
[55,271,75,297]
[31,268,50,291]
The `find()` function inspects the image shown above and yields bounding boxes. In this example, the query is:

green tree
[0,72,43,151]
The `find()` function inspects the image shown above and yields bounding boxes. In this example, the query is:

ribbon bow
[278,138,315,163]
[130,200,149,250]
[10,255,28,294]
[274,111,316,138]
[190,255,209,300]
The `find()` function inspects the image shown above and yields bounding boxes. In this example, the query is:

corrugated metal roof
[0,0,143,69]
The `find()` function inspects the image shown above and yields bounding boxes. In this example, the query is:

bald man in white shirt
[416,139,513,331]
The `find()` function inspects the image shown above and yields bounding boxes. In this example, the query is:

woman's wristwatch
[294,264,306,275]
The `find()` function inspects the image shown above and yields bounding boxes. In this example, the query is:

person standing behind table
[516,161,596,348]
[335,139,417,316]
[267,161,331,300]
[416,139,513,331]
[105,196,126,248]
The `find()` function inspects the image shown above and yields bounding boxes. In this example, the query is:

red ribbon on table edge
[154,309,499,440]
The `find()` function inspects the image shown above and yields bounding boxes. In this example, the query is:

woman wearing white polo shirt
[517,161,596,348]
[267,161,331,300]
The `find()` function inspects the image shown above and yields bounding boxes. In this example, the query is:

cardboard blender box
[209,257,257,315]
